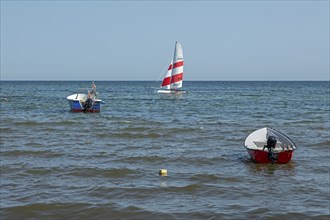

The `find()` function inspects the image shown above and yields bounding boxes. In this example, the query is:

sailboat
[157,41,186,94]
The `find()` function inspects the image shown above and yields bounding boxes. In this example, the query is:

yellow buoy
[159,169,167,176]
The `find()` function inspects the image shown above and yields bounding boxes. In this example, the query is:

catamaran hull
[244,127,296,164]
[67,94,102,113]
[156,89,186,94]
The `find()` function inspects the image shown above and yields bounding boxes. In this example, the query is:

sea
[0,81,329,220]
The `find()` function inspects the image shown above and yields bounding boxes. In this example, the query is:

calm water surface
[0,81,329,219]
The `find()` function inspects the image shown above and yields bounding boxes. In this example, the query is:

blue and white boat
[67,82,102,112]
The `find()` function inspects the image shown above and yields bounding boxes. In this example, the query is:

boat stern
[247,149,294,164]
[67,93,101,112]
[244,127,296,164]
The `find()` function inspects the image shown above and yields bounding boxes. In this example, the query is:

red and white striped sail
[170,41,184,90]
[158,41,184,93]
[161,60,173,90]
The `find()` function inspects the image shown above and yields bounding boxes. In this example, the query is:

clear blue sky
[1,1,329,81]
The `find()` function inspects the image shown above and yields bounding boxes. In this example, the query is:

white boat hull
[156,89,186,94]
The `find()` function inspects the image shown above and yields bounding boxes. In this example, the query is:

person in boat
[92,81,96,90]
[83,91,94,111]
[90,81,98,99]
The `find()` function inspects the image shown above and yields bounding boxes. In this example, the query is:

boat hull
[68,100,101,112]
[247,149,294,164]
[67,94,102,113]
[156,89,186,94]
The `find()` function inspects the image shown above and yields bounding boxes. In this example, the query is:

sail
[161,60,173,89]
[170,41,183,90]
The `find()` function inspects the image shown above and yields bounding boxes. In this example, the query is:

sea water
[0,81,329,219]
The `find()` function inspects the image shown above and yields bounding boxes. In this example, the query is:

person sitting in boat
[92,81,96,90]
[83,91,94,110]
[90,81,98,99]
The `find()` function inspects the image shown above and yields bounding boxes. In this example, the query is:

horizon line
[1,79,329,82]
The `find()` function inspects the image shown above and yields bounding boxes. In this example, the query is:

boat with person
[244,127,297,164]
[67,82,102,112]
[156,41,186,94]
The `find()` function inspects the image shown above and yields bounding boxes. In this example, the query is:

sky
[1,1,329,81]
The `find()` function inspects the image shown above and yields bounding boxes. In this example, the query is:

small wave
[2,202,179,220]
[123,127,155,132]
[167,183,203,192]
[0,97,9,101]
[313,140,330,148]
[1,150,64,158]
[107,132,163,139]
[23,168,58,175]
[243,209,330,220]
[1,203,94,219]
[163,127,199,135]
[11,120,79,127]
[0,127,14,133]
[68,167,138,178]
[190,173,220,182]
[120,155,166,164]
